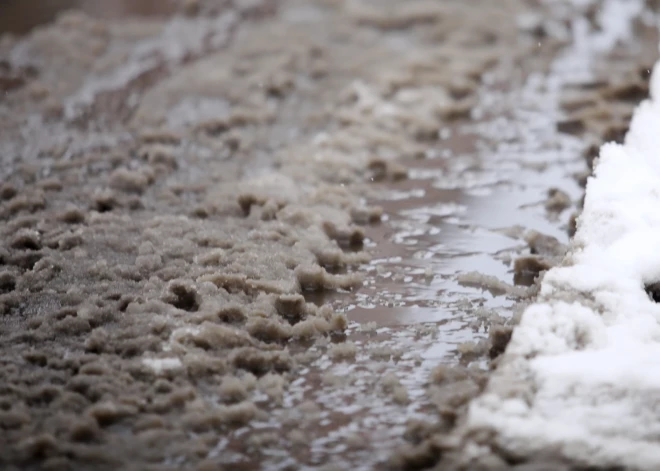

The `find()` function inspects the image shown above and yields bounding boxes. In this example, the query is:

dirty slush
[0,1,657,470]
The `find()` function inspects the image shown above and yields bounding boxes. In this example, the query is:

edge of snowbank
[462,53,660,469]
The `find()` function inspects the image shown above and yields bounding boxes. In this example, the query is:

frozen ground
[0,1,658,470]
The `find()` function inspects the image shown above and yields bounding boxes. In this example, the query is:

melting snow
[465,41,660,471]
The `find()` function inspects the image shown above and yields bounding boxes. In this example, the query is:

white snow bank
[463,62,660,468]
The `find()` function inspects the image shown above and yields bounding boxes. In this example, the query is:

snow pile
[464,59,660,468]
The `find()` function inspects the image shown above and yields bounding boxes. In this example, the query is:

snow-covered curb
[463,57,660,468]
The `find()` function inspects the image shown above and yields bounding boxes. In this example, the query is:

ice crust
[465,58,660,468]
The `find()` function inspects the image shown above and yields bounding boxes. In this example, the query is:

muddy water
[349,122,579,327]
[302,57,583,334]
[320,76,583,327]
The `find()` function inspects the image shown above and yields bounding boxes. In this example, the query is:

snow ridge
[464,51,660,469]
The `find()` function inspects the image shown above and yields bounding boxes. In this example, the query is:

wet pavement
[0,1,658,470]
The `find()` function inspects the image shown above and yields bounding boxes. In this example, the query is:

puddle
[301,89,583,336]
[312,90,582,336]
